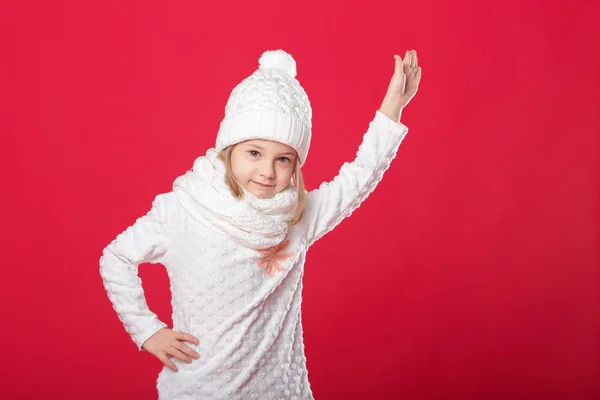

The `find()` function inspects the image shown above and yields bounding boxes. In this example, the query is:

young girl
[99,49,421,400]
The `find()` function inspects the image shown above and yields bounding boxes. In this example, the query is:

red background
[1,1,597,399]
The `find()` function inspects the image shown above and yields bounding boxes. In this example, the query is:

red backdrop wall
[1,0,597,399]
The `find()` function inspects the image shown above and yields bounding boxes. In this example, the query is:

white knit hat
[215,50,312,166]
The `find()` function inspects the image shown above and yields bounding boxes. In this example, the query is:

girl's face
[230,139,298,199]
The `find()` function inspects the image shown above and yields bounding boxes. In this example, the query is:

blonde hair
[218,146,306,226]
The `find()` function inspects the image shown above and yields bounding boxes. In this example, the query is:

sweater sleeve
[99,193,172,350]
[302,110,409,247]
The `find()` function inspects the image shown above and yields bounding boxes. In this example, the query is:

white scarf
[172,148,297,250]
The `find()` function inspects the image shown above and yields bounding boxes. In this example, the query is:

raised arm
[301,50,422,247]
[301,111,408,246]
[99,193,173,350]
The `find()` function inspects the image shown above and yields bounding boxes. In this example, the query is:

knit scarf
[172,148,297,250]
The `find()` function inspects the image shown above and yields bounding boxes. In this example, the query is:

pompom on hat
[215,50,312,166]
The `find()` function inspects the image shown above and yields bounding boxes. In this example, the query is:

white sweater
[99,110,408,400]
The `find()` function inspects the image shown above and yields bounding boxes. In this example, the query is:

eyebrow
[245,144,296,157]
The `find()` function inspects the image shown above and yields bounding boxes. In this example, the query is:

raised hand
[379,49,422,122]
[142,328,200,372]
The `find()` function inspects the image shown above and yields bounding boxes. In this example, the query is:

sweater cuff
[374,110,409,137]
[134,320,168,351]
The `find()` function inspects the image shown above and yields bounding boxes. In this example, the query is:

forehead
[241,139,296,155]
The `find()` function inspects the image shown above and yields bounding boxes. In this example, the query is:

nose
[259,161,276,179]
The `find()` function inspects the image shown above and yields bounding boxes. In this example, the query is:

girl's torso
[157,193,314,400]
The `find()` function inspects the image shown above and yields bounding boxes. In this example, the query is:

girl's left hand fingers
[403,60,412,76]
[407,50,413,68]
[412,50,418,68]
[394,54,404,76]
[403,50,411,69]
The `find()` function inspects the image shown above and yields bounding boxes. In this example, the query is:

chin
[253,191,275,199]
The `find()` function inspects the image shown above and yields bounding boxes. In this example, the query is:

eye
[249,150,260,157]
[277,157,291,163]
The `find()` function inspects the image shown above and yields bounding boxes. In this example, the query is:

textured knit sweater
[99,110,408,400]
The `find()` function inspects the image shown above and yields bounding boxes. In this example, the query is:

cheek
[277,166,295,183]
[230,155,249,181]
